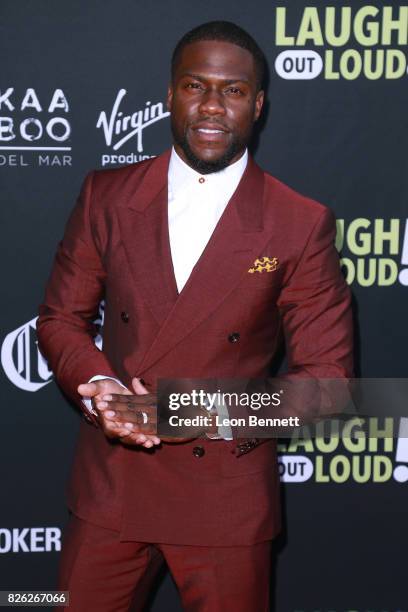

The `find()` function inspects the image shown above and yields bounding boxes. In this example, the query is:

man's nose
[198,89,226,116]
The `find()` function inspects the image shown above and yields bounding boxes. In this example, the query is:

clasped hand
[78,377,218,446]
[78,377,160,449]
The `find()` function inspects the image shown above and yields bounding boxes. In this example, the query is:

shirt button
[121,311,129,323]
[192,446,205,458]
[228,332,240,343]
[198,177,205,184]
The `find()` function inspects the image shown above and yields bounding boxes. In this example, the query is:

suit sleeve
[277,205,353,380]
[37,172,119,411]
[240,206,354,436]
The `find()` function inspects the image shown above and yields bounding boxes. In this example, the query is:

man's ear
[166,83,173,112]
[254,90,264,122]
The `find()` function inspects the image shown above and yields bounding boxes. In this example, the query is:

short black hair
[171,20,266,91]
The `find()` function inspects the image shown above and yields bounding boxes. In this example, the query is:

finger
[98,400,157,419]
[100,414,140,430]
[146,434,161,445]
[101,397,157,413]
[129,394,157,407]
[105,415,158,435]
[100,393,156,403]
[95,394,156,413]
[100,408,158,428]
[140,438,157,448]
[78,382,98,397]
[103,410,117,419]
[102,422,128,439]
[121,432,147,445]
[117,423,143,437]
[108,426,140,439]
[98,402,157,419]
[121,433,161,447]
[100,414,140,437]
[132,377,148,395]
[93,379,132,396]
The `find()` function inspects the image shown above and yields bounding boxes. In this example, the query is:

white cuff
[204,399,233,441]
[216,399,233,440]
[82,375,127,415]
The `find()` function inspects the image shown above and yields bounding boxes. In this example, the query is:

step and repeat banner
[1,2,407,611]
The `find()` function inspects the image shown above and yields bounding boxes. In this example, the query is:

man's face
[167,40,264,174]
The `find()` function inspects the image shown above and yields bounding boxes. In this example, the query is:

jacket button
[121,311,129,323]
[228,332,240,343]
[193,446,205,458]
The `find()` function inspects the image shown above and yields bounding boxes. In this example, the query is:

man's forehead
[175,40,256,77]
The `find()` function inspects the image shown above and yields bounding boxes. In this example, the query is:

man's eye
[186,82,203,89]
[226,87,243,95]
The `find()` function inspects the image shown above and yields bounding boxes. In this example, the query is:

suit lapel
[134,155,272,374]
[116,150,179,326]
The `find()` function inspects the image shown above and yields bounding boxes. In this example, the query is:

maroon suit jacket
[37,149,353,546]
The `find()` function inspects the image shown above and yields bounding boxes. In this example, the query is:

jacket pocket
[220,439,277,478]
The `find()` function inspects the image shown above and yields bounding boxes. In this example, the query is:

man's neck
[171,146,248,177]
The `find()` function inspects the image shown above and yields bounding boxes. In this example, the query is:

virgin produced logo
[96,89,169,166]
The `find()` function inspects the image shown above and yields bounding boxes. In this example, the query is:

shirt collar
[168,146,248,199]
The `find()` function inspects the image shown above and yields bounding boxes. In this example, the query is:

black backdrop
[1,2,407,610]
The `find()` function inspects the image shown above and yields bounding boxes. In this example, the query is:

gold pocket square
[248,256,279,274]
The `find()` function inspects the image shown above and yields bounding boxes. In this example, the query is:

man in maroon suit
[37,21,353,612]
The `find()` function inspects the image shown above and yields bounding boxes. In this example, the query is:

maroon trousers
[57,514,272,612]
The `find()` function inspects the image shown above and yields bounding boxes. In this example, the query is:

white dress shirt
[168,147,248,291]
[86,147,248,438]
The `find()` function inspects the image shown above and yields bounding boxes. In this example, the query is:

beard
[171,120,249,174]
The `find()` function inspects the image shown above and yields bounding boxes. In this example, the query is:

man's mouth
[196,128,225,134]
[189,123,230,145]
[191,122,229,135]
